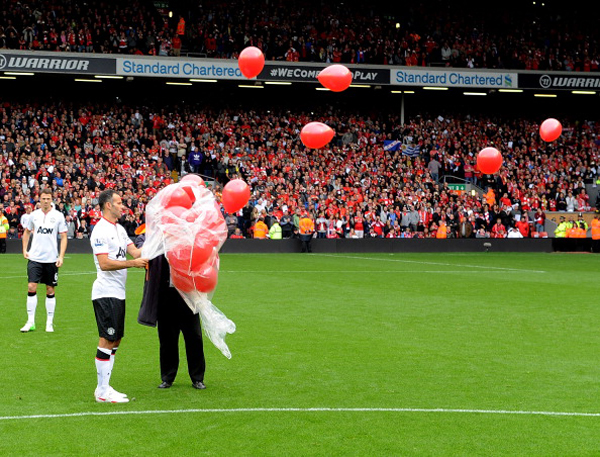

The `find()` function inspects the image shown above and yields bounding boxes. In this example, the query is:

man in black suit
[136,233,206,390]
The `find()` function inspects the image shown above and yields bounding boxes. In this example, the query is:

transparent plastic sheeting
[141,182,236,358]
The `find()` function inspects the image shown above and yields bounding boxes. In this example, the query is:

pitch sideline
[314,253,547,273]
[1,407,599,421]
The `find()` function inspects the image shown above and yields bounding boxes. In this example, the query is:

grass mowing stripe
[314,253,548,273]
[3,270,146,279]
[2,407,600,421]
[219,270,532,273]
[2,270,534,279]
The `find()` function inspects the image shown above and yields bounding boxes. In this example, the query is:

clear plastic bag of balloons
[141,176,236,358]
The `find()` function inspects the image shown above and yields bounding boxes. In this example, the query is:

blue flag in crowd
[403,144,421,157]
[383,140,401,152]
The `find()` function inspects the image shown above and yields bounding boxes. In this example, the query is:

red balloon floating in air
[317,64,353,92]
[477,147,503,175]
[539,118,562,142]
[300,122,335,149]
[221,179,251,214]
[238,46,265,79]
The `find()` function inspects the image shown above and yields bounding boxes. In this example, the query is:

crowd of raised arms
[1,100,599,240]
[1,0,599,71]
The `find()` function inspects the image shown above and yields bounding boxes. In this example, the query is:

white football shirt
[90,217,133,300]
[20,212,32,231]
[26,209,68,263]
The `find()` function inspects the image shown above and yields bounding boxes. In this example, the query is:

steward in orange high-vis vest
[253,218,269,239]
[299,213,315,253]
[592,214,600,253]
[591,215,600,240]
[436,222,447,239]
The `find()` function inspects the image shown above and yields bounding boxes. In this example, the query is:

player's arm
[96,253,148,271]
[126,243,143,259]
[22,228,31,259]
[56,232,68,267]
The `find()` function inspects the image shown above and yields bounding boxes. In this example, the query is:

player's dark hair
[40,188,53,197]
[99,189,118,211]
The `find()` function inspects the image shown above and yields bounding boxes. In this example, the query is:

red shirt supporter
[354,216,364,232]
[491,221,507,238]
[516,219,530,238]
[89,208,101,227]
[372,219,384,237]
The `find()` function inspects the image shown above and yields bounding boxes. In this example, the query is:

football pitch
[2,251,600,456]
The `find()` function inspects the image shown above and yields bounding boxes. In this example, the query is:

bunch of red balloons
[154,176,228,294]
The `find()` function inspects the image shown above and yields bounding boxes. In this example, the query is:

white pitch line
[1,407,599,421]
[314,254,547,273]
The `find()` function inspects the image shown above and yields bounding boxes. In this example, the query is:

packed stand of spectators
[1,100,600,242]
[1,0,600,71]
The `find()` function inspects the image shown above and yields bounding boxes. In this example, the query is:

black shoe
[158,381,173,389]
[192,381,206,390]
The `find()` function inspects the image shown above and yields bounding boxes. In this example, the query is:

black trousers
[0,238,5,253]
[157,287,205,383]
[300,234,312,252]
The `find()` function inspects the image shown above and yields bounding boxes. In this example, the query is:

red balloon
[238,46,265,79]
[317,64,353,92]
[167,245,193,273]
[539,118,562,142]
[164,187,193,210]
[221,179,251,213]
[300,122,335,149]
[170,268,195,293]
[477,147,503,174]
[194,266,218,293]
[161,205,187,225]
[167,235,215,274]
[180,174,206,187]
[180,207,200,223]
[180,184,197,203]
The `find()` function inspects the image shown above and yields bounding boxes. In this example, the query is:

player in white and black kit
[20,204,33,233]
[90,189,147,403]
[21,189,68,333]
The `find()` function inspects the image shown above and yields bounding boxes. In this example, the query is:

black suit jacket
[135,234,173,327]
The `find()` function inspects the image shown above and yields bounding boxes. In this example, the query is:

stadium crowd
[0,0,599,71]
[1,100,599,242]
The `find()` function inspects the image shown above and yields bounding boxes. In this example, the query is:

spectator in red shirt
[515,213,531,238]
[491,219,507,238]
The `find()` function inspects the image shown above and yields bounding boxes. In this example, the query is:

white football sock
[26,294,37,324]
[46,294,56,324]
[95,347,112,394]
[110,347,119,374]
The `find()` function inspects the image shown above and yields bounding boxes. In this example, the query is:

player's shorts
[92,297,126,341]
[27,261,59,286]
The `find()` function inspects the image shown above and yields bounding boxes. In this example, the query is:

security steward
[299,212,315,253]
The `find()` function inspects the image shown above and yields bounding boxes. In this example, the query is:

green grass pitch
[1,252,600,456]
